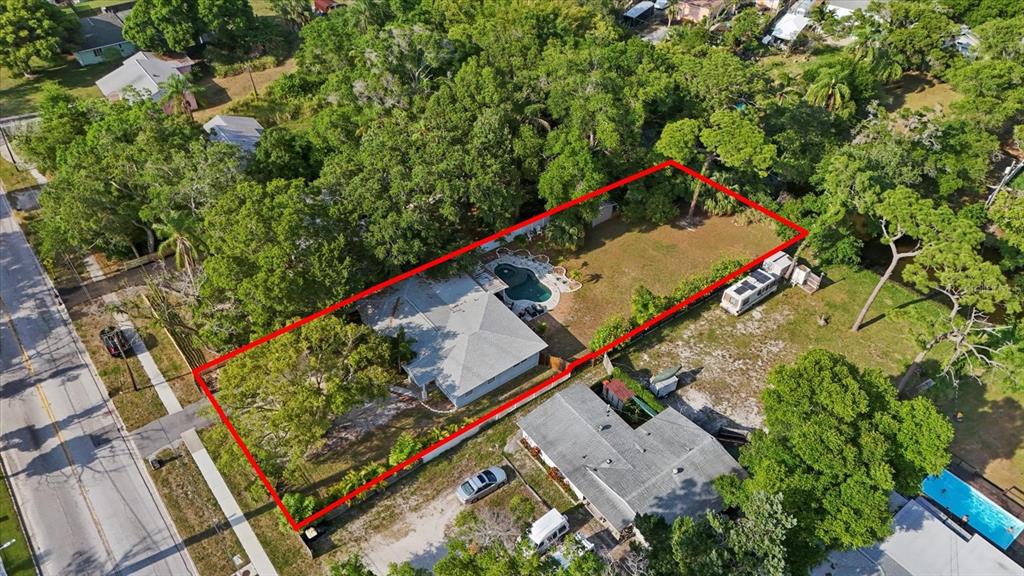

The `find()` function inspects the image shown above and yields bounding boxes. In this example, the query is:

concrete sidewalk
[128,398,214,458]
[83,254,279,576]
[182,428,278,576]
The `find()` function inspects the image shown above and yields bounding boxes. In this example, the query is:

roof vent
[673,467,684,474]
[605,458,613,465]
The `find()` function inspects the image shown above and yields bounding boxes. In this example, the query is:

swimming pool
[494,263,552,303]
[921,469,1024,549]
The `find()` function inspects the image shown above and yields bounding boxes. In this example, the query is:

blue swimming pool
[922,469,1024,549]
[494,263,552,302]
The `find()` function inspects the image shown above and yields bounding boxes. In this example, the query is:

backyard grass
[0,57,113,116]
[149,445,248,576]
[929,377,1024,491]
[881,73,961,113]
[616,265,949,429]
[0,157,37,192]
[193,59,297,122]
[544,215,781,355]
[72,302,168,430]
[0,473,34,576]
[123,295,205,406]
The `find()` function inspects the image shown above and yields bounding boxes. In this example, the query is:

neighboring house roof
[812,497,1024,576]
[518,384,743,533]
[95,52,191,102]
[77,10,131,51]
[203,115,264,152]
[771,13,811,41]
[359,274,547,404]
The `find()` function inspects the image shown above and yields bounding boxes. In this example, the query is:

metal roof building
[518,384,742,537]
[813,497,1024,575]
[203,115,264,152]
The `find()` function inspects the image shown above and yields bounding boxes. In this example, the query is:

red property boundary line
[192,160,808,531]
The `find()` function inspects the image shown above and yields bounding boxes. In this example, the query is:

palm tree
[153,211,204,293]
[391,327,416,371]
[159,73,195,120]
[805,67,853,113]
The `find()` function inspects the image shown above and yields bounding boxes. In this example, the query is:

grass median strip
[0,472,35,576]
[150,446,248,576]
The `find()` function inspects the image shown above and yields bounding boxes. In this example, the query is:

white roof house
[203,115,264,152]
[95,51,195,104]
[518,384,743,538]
[771,13,811,42]
[813,497,1024,576]
[359,273,547,407]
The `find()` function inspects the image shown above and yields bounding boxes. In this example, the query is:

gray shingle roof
[203,115,264,152]
[95,52,186,101]
[813,498,1024,576]
[359,274,547,404]
[518,384,743,532]
[78,11,130,50]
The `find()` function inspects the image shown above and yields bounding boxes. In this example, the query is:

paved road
[0,195,195,575]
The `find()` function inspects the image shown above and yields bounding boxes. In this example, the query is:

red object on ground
[192,160,808,531]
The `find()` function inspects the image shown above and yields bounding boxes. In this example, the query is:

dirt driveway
[361,491,461,572]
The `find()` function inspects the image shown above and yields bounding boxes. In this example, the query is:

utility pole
[0,538,16,576]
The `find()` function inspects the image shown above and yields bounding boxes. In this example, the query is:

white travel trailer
[720,252,794,316]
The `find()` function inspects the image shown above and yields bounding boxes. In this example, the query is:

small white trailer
[720,252,793,316]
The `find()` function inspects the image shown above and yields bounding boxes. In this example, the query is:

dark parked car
[100,326,130,358]
[455,466,508,504]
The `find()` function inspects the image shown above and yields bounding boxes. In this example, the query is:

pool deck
[947,457,1024,567]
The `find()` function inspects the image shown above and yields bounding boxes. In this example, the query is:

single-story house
[74,8,137,66]
[96,52,197,113]
[313,0,341,14]
[359,273,548,408]
[674,0,727,23]
[518,384,743,539]
[203,115,264,152]
[950,25,980,58]
[812,495,1024,576]
[823,0,876,19]
[770,13,811,42]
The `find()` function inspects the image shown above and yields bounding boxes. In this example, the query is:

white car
[654,0,670,9]
[455,466,508,504]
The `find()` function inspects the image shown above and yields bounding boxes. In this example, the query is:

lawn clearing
[193,59,297,122]
[1,57,114,116]
[617,265,948,429]
[0,472,34,576]
[928,377,1024,491]
[149,445,248,576]
[71,300,168,430]
[544,215,781,355]
[882,73,961,113]
[0,157,37,193]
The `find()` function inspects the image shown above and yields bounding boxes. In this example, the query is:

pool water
[922,469,1024,549]
[494,263,552,302]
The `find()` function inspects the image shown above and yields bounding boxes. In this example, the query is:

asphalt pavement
[0,194,196,575]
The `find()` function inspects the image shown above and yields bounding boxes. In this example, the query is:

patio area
[484,248,581,317]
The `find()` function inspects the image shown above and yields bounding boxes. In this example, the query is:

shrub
[388,431,425,466]
[509,494,537,528]
[212,55,278,78]
[588,314,633,352]
[279,492,317,529]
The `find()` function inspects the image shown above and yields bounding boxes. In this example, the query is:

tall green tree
[123,0,202,53]
[198,0,256,50]
[216,315,393,472]
[0,0,79,76]
[723,349,953,572]
[671,492,795,576]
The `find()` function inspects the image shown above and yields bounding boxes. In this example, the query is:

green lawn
[614,265,949,428]
[0,157,37,193]
[0,57,114,116]
[124,295,204,406]
[0,473,35,576]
